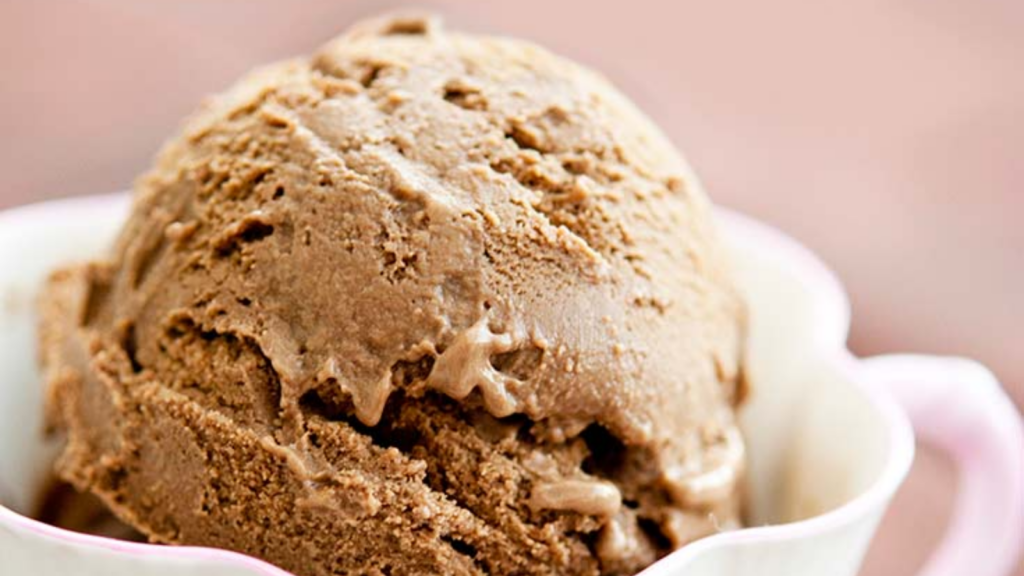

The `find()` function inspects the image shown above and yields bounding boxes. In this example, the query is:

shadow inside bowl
[32,476,145,542]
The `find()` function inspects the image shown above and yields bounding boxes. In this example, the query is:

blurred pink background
[1,1,1021,574]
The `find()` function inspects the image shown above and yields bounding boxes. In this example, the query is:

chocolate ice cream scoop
[40,14,746,576]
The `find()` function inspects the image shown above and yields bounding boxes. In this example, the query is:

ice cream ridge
[40,13,747,576]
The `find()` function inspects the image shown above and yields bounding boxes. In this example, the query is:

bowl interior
[720,211,890,526]
[0,196,893,535]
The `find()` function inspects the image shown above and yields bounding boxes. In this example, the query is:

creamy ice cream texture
[40,14,747,576]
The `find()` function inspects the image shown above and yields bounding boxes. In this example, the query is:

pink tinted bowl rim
[0,193,915,576]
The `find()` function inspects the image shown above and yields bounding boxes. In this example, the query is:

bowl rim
[0,193,915,575]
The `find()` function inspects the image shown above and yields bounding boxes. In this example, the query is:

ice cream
[34,477,144,542]
[39,14,747,576]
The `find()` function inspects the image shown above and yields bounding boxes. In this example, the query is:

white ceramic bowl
[0,194,1021,576]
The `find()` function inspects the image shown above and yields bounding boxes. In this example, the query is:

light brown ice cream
[40,14,747,576]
